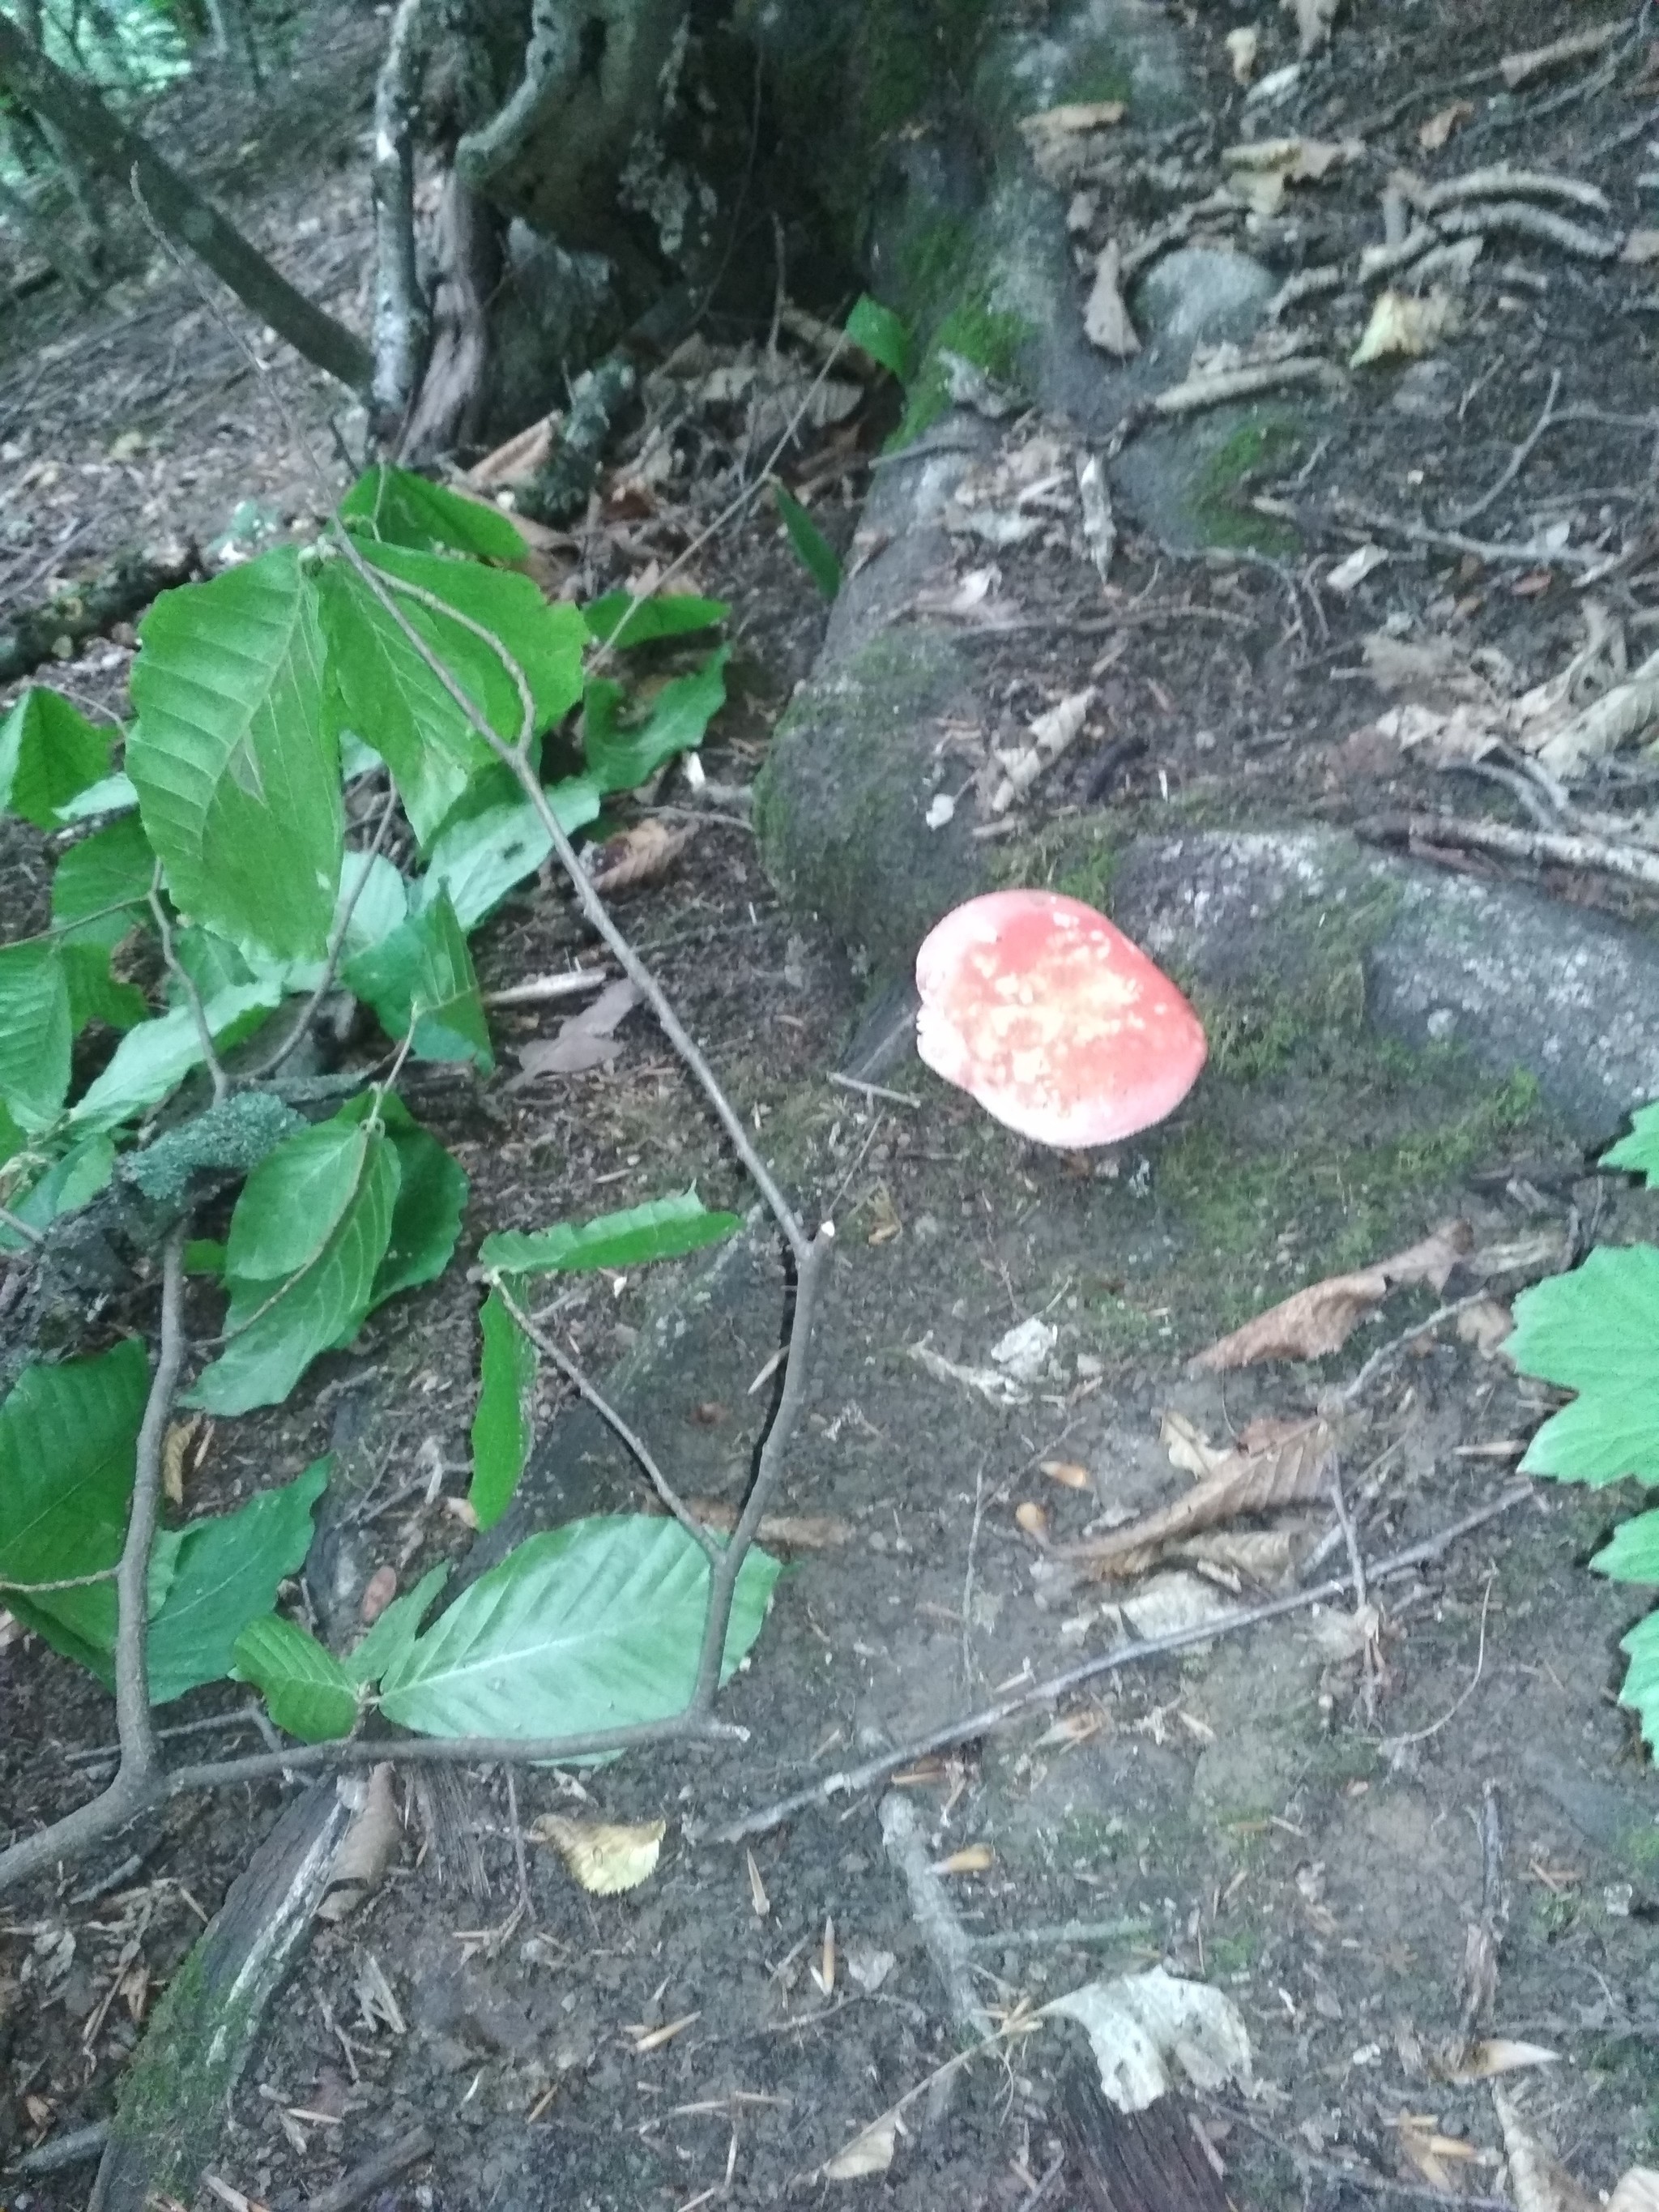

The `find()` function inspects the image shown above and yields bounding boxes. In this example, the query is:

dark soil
[8,3,1659,2210]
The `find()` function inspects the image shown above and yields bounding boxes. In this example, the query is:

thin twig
[702,1486,1532,1845]
[1334,1288,1498,1407]
[1380,1571,1496,1753]
[492,1278,719,1559]
[149,869,226,1104]
[827,1072,921,1110]
[1336,500,1602,573]
[691,1223,834,1709]
[0,1202,45,1248]
[1444,369,1562,528]
[1366,811,1659,893]
[0,1564,117,1594]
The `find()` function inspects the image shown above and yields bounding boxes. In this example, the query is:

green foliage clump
[0,463,779,1764]
[1511,1103,1659,1750]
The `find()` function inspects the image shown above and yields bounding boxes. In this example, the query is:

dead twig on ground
[1364,810,1659,890]
[1445,370,1563,528]
[702,1486,1532,1846]
[1336,501,1604,572]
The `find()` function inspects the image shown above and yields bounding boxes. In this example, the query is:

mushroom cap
[914,889,1206,1147]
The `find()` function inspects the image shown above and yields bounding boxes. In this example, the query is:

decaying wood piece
[1060,2048,1230,2212]
[87,1781,352,2211]
[0,541,196,685]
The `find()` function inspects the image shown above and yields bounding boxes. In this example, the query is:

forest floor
[6,4,1659,2211]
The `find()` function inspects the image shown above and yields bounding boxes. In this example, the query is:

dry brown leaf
[1084,240,1140,358]
[1307,1601,1381,1661]
[515,978,640,1078]
[825,2113,899,2181]
[934,1843,996,1875]
[1418,100,1473,152]
[588,818,695,898]
[629,2009,699,2053]
[1225,26,1259,82]
[1060,1416,1336,1573]
[318,1763,400,1925]
[1193,1221,1471,1370]
[1016,1500,1051,1542]
[1351,286,1461,365]
[467,416,556,491]
[1282,0,1338,56]
[746,1850,770,1919]
[1043,1459,1093,1490]
[1174,1527,1303,1585]
[1450,2038,1560,2082]
[162,1416,210,1508]
[359,1563,398,1626]
[531,1813,665,1895]
[1019,100,1128,186]
[1456,1298,1513,1356]
[1397,2116,1467,2193]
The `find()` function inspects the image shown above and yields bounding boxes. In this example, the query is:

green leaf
[0,1134,116,1253]
[188,1123,400,1414]
[341,463,528,564]
[52,817,159,1036]
[53,770,139,823]
[344,1561,449,1687]
[51,813,154,948]
[0,687,113,827]
[318,547,585,846]
[147,1458,330,1703]
[1509,1247,1659,1484]
[232,1614,358,1740]
[1604,1105,1659,1188]
[1618,1612,1659,1749]
[478,1189,742,1279]
[1592,1507,1659,1582]
[336,851,409,967]
[377,1515,781,1739]
[582,593,727,650]
[129,546,343,960]
[582,646,729,795]
[469,1287,537,1532]
[186,1238,227,1276]
[774,482,842,600]
[846,293,914,383]
[419,775,600,931]
[335,1091,467,1308]
[0,941,71,1132]
[225,1117,377,1283]
[70,980,282,1133]
[343,886,493,1070]
[0,1341,148,1673]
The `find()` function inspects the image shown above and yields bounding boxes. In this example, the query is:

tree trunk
[0,10,372,392]
[399,168,501,461]
[369,0,430,435]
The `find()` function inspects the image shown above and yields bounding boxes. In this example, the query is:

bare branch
[691,1221,833,1708]
[0,1202,45,1248]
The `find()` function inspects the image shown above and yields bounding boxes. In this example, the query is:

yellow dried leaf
[934,1843,996,1875]
[825,2115,898,2180]
[531,1813,666,1894]
[1194,1221,1470,1369]
[746,1848,770,1919]
[1063,1418,1336,1573]
[1042,1459,1092,1489]
[629,2009,698,2053]
[1418,100,1473,151]
[1451,2039,1560,2081]
[1351,287,1461,367]
[1015,1500,1051,1541]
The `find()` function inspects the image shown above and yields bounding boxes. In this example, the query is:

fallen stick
[702,1486,1531,1845]
[305,2125,434,2212]
[1432,201,1620,260]
[1335,500,1601,571]
[1366,811,1659,891]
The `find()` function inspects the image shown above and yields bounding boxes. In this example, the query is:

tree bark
[0,10,371,392]
[369,0,429,433]
[399,166,501,461]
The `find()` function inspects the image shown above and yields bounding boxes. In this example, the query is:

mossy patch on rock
[753,624,986,975]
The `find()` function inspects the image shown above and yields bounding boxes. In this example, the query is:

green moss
[1191,417,1303,555]
[1052,45,1134,107]
[895,293,1034,443]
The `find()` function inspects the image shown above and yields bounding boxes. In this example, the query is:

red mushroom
[914,889,1206,1147]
